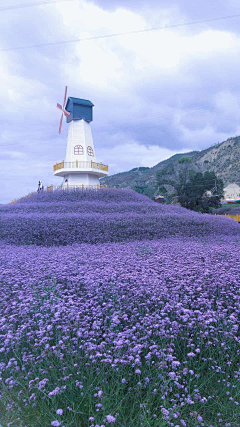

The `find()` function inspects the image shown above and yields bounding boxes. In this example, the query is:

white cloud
[1,0,240,202]
[2,150,26,159]
[55,1,240,94]
[0,55,50,116]
[214,91,240,118]
[175,122,229,148]
[97,136,190,174]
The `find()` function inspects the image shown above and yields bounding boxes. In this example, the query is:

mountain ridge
[101,136,240,194]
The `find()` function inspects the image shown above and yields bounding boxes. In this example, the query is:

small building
[155,195,165,203]
[223,183,240,200]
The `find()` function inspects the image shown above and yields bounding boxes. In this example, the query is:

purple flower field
[1,189,240,427]
[1,189,239,245]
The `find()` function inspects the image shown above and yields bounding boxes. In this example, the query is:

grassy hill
[101,136,240,196]
[1,189,240,427]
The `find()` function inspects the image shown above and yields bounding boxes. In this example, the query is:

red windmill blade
[56,86,71,134]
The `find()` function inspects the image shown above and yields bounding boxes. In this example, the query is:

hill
[1,188,240,427]
[101,136,240,195]
[1,188,239,246]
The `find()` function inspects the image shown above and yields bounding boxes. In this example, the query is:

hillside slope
[1,188,239,246]
[101,136,240,191]
[1,187,240,426]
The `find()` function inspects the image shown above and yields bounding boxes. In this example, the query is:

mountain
[101,136,240,197]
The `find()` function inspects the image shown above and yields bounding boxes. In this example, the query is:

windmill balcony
[53,160,108,177]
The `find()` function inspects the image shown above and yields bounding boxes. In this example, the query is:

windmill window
[74,145,84,155]
[87,146,94,156]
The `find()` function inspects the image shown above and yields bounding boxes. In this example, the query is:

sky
[1,0,240,203]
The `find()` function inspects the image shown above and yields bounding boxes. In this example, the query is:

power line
[0,0,76,12]
[1,13,240,52]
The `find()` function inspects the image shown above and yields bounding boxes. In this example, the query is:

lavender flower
[1,188,240,426]
[106,415,116,423]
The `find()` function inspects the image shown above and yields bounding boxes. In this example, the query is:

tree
[135,180,147,194]
[174,157,194,199]
[178,171,224,213]
[156,157,194,203]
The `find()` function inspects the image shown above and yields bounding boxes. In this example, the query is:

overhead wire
[1,12,240,52]
[1,4,239,179]
[0,0,77,12]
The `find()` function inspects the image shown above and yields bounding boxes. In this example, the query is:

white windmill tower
[53,86,108,188]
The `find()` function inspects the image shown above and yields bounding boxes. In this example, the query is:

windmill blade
[57,86,68,134]
[64,109,70,118]
[63,86,68,107]
[59,113,63,134]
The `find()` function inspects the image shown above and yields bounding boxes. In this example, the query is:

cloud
[98,138,190,174]
[1,0,240,203]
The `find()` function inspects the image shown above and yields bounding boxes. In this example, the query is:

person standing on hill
[38,181,44,192]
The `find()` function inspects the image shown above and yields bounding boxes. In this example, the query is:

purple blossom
[106,415,116,423]
[1,188,240,425]
[48,387,60,396]
[169,372,176,379]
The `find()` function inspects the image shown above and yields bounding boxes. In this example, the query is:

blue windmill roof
[65,97,94,123]
[66,97,94,108]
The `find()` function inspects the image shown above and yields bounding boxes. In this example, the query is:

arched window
[74,145,83,155]
[87,146,94,157]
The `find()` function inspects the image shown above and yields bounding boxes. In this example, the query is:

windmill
[56,86,71,134]
[53,87,108,189]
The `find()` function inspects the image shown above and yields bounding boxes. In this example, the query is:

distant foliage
[138,166,149,171]
[177,157,192,164]
[178,171,224,213]
[130,166,149,172]
[156,159,224,211]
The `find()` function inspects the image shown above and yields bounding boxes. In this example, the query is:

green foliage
[138,167,149,171]
[165,193,176,204]
[130,167,150,172]
[156,164,175,187]
[178,171,224,213]
[178,157,192,164]
[157,185,168,195]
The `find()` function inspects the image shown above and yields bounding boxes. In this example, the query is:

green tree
[156,157,194,203]
[174,157,193,199]
[179,171,224,213]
